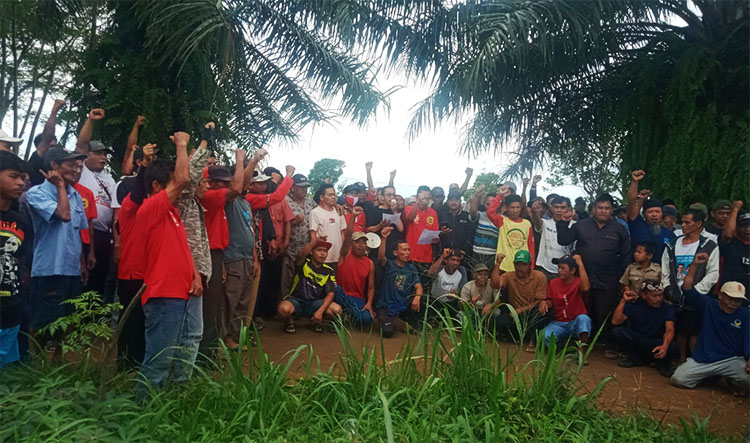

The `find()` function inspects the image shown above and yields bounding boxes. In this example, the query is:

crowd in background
[0,101,747,398]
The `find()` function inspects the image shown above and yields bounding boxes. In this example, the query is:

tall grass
[0,314,729,442]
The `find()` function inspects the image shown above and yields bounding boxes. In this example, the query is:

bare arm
[459,168,473,194]
[37,99,65,157]
[165,132,190,205]
[428,249,449,276]
[612,293,637,325]
[627,170,646,221]
[75,108,105,154]
[365,261,375,307]
[365,162,374,191]
[39,170,71,221]
[122,116,145,175]
[339,207,361,262]
[490,254,505,289]
[469,185,485,219]
[226,150,246,201]
[722,201,743,242]
[388,169,396,187]
[378,226,393,266]
[575,255,590,294]
[242,148,268,188]
[405,203,419,223]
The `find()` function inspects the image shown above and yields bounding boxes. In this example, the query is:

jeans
[138,298,186,398]
[0,325,20,369]
[333,287,373,326]
[543,314,591,344]
[173,295,203,383]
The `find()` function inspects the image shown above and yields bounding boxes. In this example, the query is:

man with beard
[627,170,675,263]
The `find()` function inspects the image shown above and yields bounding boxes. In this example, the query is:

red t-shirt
[269,199,295,243]
[200,188,229,250]
[548,277,587,322]
[74,183,98,244]
[117,195,144,280]
[336,253,372,300]
[344,211,366,233]
[405,205,439,263]
[136,190,194,304]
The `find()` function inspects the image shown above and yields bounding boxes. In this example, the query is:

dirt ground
[252,319,749,439]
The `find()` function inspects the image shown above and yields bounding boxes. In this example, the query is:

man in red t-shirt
[73,182,97,283]
[404,185,440,286]
[542,255,592,350]
[136,131,201,399]
[334,206,377,326]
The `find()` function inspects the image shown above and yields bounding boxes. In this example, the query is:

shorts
[287,297,325,318]
[0,325,20,368]
[29,275,81,330]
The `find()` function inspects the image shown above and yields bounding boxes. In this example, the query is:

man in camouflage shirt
[282,174,316,297]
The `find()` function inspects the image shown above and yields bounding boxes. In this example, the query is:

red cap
[313,239,332,250]
[202,166,210,179]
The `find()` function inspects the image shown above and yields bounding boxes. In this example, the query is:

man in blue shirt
[376,226,423,338]
[671,280,749,393]
[626,170,675,263]
[26,147,87,358]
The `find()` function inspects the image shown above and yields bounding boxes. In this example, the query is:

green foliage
[463,171,500,200]
[307,157,346,195]
[39,291,121,356]
[0,316,732,441]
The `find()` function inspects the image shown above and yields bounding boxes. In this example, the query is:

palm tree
[402,0,749,205]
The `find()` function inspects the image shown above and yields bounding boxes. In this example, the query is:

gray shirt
[224,197,256,263]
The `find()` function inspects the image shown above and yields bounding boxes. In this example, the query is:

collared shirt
[459,280,496,310]
[557,217,631,290]
[286,194,316,257]
[78,164,117,231]
[224,198,255,263]
[177,148,211,279]
[495,270,547,310]
[436,207,474,254]
[26,181,88,277]
[619,261,661,297]
[627,215,674,263]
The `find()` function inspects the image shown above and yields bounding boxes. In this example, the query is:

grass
[0,311,732,442]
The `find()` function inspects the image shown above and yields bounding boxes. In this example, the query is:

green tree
[308,158,345,195]
[463,172,500,200]
[403,0,750,207]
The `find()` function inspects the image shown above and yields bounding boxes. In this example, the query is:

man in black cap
[719,201,750,303]
[574,197,589,220]
[74,108,118,300]
[707,200,733,237]
[661,205,679,231]
[436,189,473,256]
[431,186,445,212]
[627,170,675,263]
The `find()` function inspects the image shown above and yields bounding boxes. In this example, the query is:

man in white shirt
[531,195,575,280]
[74,108,118,299]
[310,183,347,268]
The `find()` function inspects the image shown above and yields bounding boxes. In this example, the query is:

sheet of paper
[381,212,401,225]
[417,229,440,245]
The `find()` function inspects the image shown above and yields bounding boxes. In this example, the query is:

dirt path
[253,319,749,438]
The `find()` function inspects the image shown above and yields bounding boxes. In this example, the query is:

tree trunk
[18,68,39,139]
[24,75,51,162]
[11,1,18,140]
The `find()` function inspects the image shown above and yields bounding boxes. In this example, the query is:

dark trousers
[200,249,224,355]
[376,301,421,338]
[494,305,552,341]
[585,288,619,344]
[85,229,113,302]
[257,256,283,318]
[116,279,145,370]
[612,326,676,366]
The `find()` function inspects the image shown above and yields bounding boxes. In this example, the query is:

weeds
[1,313,730,442]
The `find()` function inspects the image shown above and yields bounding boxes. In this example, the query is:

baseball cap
[552,255,578,268]
[313,239,332,250]
[642,199,663,210]
[208,165,232,182]
[447,189,462,201]
[712,200,731,211]
[737,212,750,226]
[292,174,310,187]
[513,250,532,264]
[473,263,489,273]
[0,129,22,147]
[251,170,271,183]
[43,147,86,170]
[0,150,28,173]
[662,206,678,218]
[688,202,708,215]
[431,186,445,197]
[503,181,517,193]
[88,140,113,154]
[352,232,368,242]
[720,281,747,300]
[642,279,664,292]
[352,182,367,192]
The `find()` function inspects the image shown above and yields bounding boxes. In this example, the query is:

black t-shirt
[720,236,750,302]
[0,209,32,328]
[436,207,474,255]
[117,176,137,205]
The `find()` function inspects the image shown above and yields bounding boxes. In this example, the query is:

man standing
[574,197,589,220]
[74,109,118,299]
[707,200,733,237]
[26,147,88,357]
[719,202,749,302]
[486,186,535,273]
[310,184,347,268]
[671,281,749,393]
[532,195,574,280]
[405,186,440,285]
[557,193,630,350]
[468,185,499,268]
[0,152,32,368]
[283,174,316,298]
[626,170,675,262]
[662,209,719,363]
[437,189,473,256]
[612,279,676,377]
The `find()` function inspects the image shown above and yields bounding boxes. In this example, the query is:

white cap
[0,130,22,146]
[720,281,747,300]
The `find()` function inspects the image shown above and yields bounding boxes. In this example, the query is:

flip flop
[284,323,296,334]
[313,323,323,333]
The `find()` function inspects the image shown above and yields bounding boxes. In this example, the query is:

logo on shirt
[732,319,742,329]
[426,216,435,225]
[82,197,90,210]
[329,218,336,224]
[506,228,527,249]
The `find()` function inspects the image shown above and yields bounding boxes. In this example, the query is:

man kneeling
[671,279,749,394]
[278,238,342,334]
[611,279,676,377]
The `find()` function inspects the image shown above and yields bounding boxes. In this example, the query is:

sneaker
[657,364,674,378]
[253,317,265,331]
[618,358,646,368]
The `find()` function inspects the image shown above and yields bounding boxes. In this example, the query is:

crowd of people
[0,102,748,399]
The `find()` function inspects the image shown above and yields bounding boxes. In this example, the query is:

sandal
[284,323,296,334]
[313,323,323,333]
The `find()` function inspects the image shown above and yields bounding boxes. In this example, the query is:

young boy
[619,242,661,298]
[543,255,592,349]
[376,226,424,338]
[277,238,343,334]
[487,186,535,273]
[0,152,31,368]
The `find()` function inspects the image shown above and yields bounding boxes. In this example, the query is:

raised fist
[465,167,473,176]
[532,175,542,184]
[522,177,531,186]
[638,189,652,200]
[53,99,66,110]
[692,252,709,265]
[136,115,146,126]
[381,226,393,238]
[285,165,295,176]
[733,200,744,211]
[365,161,373,171]
[495,253,505,264]
[631,170,645,182]
[88,108,105,120]
[170,131,190,146]
[352,206,364,216]
[235,149,246,162]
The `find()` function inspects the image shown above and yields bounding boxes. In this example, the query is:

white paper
[381,212,401,225]
[417,229,440,245]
